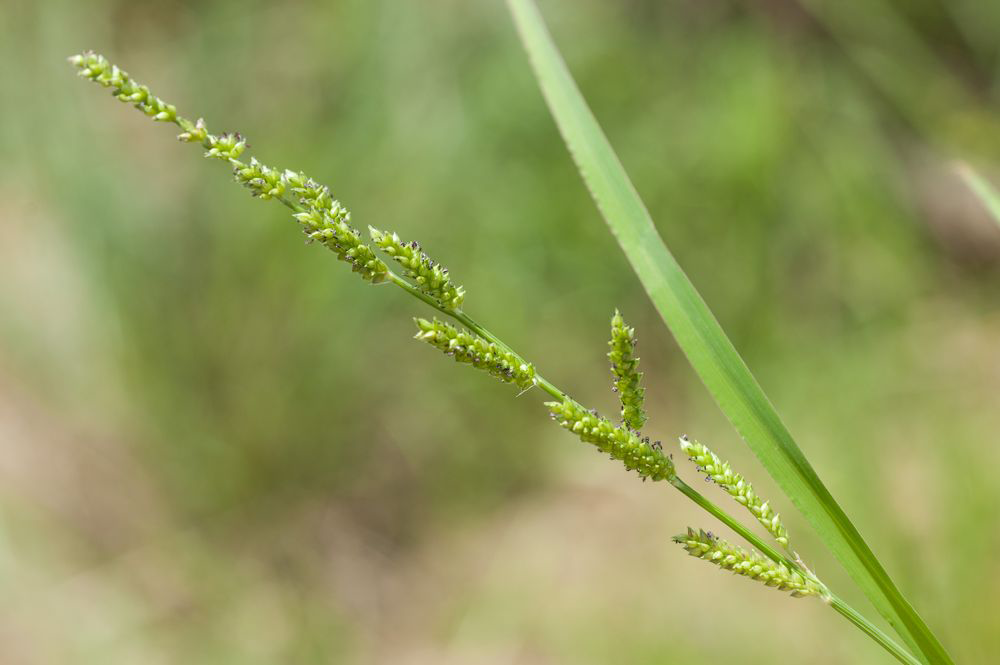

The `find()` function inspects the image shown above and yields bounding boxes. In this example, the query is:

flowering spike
[69,51,176,122]
[69,52,389,285]
[673,528,823,598]
[608,309,646,429]
[370,227,465,310]
[414,318,535,389]
[546,400,673,481]
[679,436,790,548]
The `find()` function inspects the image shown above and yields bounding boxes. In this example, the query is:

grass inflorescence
[69,49,925,665]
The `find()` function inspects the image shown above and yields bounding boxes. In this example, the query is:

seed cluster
[546,400,673,481]
[679,436,790,548]
[674,528,821,598]
[69,51,389,284]
[608,309,646,429]
[370,228,465,310]
[414,318,535,390]
[69,52,177,123]
[286,173,388,283]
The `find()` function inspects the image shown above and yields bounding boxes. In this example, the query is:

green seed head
[608,309,646,429]
[370,228,465,310]
[679,436,790,549]
[546,399,673,481]
[69,52,389,285]
[414,318,535,390]
[69,51,176,122]
[674,528,822,598]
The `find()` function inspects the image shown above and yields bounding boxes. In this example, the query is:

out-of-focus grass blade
[957,162,1000,228]
[505,1,953,663]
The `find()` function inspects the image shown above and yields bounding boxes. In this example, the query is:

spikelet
[370,228,465,309]
[547,400,673,481]
[414,318,535,390]
[674,528,822,598]
[69,52,389,284]
[608,310,646,429]
[679,436,790,548]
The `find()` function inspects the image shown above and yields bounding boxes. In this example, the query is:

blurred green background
[1,0,999,663]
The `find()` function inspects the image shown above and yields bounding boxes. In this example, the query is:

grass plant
[68,30,951,664]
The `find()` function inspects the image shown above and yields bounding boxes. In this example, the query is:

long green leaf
[505,1,953,663]
[957,162,1000,229]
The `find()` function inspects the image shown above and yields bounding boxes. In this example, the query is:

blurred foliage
[0,0,998,663]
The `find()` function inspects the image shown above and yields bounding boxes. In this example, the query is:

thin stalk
[830,595,923,665]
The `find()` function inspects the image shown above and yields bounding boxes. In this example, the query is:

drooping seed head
[673,528,822,598]
[547,399,673,481]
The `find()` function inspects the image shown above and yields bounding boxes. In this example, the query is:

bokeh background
[2,0,999,663]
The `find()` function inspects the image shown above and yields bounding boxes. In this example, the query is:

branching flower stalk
[69,52,922,665]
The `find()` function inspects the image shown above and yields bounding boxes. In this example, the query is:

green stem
[829,595,923,665]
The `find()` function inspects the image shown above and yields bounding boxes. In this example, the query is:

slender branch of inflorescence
[69,51,921,665]
[673,528,822,597]
[609,310,646,429]
[680,435,790,549]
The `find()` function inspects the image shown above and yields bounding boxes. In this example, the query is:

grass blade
[956,162,1000,228]
[505,1,953,662]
